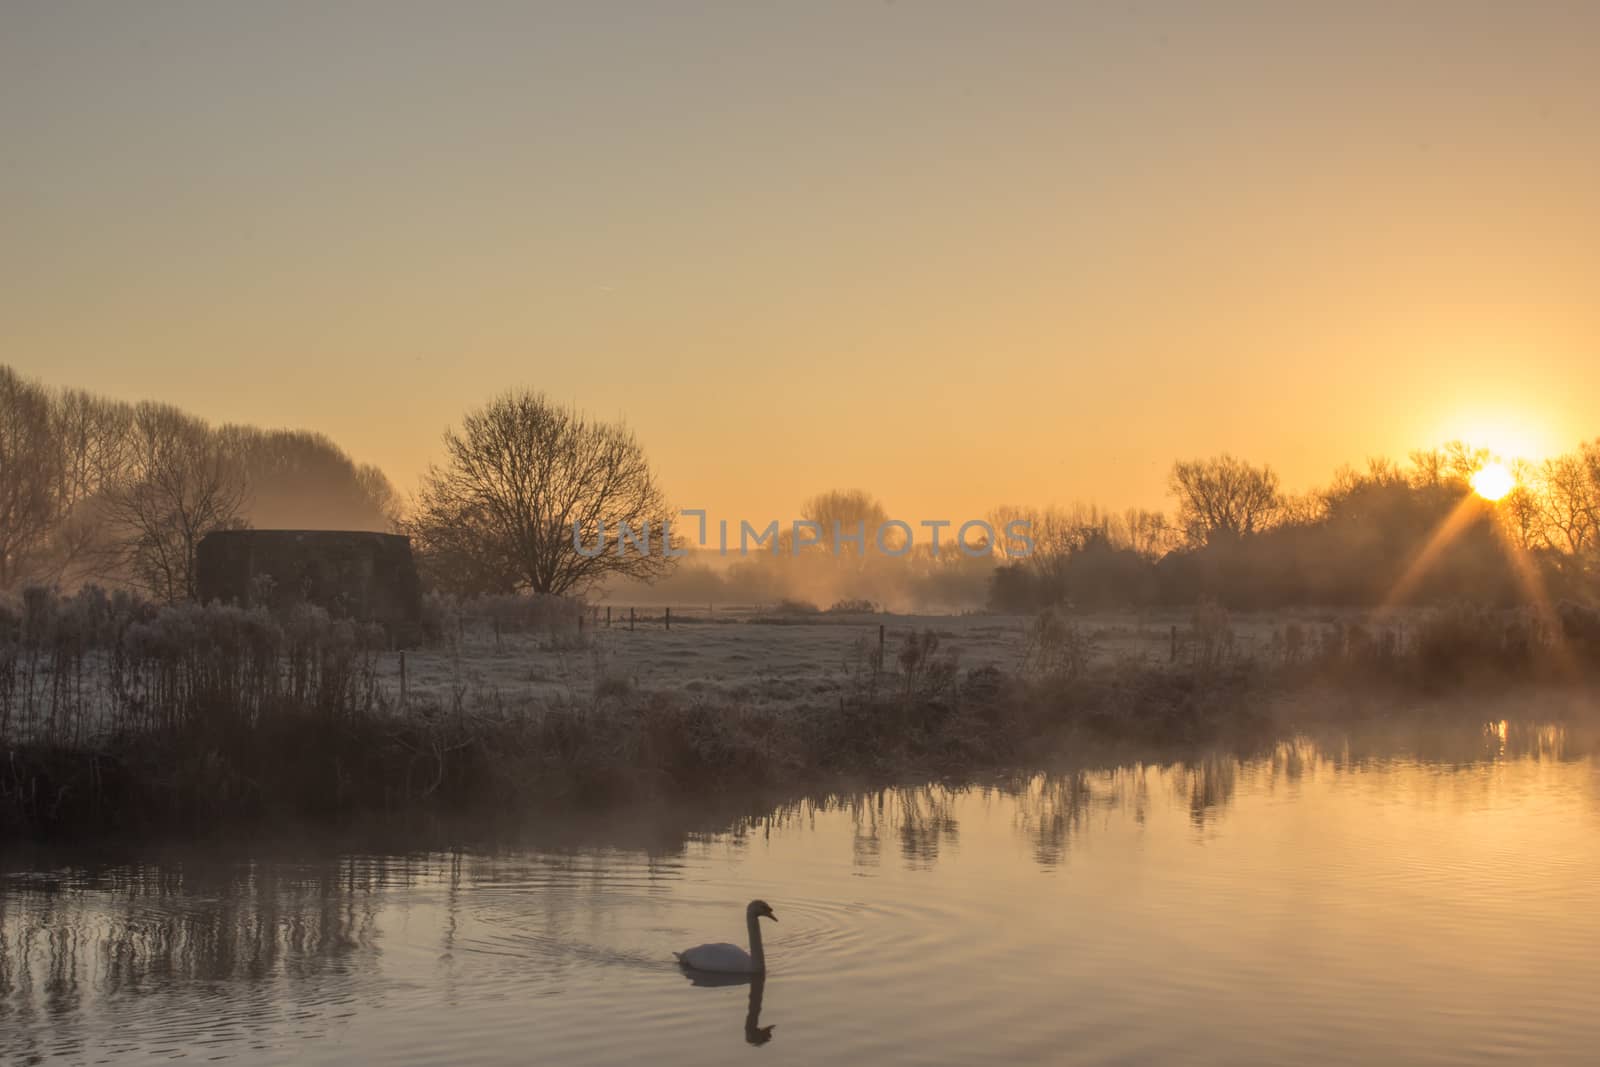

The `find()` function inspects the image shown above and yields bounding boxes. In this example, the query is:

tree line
[8,362,1600,612]
[0,365,397,598]
[990,443,1600,611]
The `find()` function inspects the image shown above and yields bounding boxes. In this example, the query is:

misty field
[384,605,1385,713]
[5,585,1597,839]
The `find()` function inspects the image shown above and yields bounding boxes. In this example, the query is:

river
[4,721,1599,1065]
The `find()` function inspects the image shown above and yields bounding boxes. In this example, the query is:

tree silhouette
[1169,455,1281,547]
[409,390,672,596]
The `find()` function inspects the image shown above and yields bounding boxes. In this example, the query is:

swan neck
[747,911,765,972]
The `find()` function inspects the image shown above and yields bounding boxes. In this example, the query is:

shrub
[1021,606,1093,681]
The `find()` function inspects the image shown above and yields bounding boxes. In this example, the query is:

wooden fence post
[630,607,635,632]
[400,650,407,709]
[878,623,885,667]
[1170,625,1178,662]
[606,605,612,628]
[666,606,672,631]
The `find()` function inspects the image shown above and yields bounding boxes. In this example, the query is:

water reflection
[1177,756,1239,826]
[679,970,774,1045]
[835,786,962,870]
[1,862,390,1064]
[1011,771,1095,867]
[3,720,1600,1065]
[745,975,774,1045]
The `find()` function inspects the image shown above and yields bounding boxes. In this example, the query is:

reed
[4,588,1599,838]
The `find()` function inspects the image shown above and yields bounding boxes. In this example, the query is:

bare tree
[1533,449,1599,556]
[800,488,893,554]
[1123,506,1177,559]
[1276,491,1327,528]
[986,503,1044,562]
[0,366,61,588]
[45,387,133,583]
[1500,458,1544,553]
[1407,444,1483,490]
[0,364,425,595]
[1407,448,1448,489]
[219,425,400,531]
[101,403,247,601]
[409,391,671,596]
[1409,441,1487,490]
[354,463,403,529]
[1169,455,1281,547]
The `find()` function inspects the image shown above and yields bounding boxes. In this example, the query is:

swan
[674,900,777,974]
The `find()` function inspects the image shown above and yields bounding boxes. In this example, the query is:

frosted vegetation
[5,581,1600,837]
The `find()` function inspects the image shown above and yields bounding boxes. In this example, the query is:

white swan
[674,900,777,974]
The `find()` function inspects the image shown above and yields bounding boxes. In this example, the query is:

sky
[3,2,1598,523]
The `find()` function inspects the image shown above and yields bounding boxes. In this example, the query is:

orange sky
[4,3,1596,521]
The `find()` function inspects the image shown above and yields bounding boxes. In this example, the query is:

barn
[196,529,422,642]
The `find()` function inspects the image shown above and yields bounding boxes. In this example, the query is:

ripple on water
[5,743,1600,1066]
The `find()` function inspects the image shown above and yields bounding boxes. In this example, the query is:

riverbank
[5,591,1599,838]
[5,662,1597,840]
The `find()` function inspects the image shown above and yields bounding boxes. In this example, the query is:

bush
[1021,606,1092,681]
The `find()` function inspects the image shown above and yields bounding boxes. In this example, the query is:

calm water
[5,722,1600,1065]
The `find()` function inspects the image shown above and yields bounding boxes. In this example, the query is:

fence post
[606,605,612,628]
[400,650,407,710]
[666,606,672,631]
[878,623,885,666]
[630,607,636,632]
[1170,624,1178,662]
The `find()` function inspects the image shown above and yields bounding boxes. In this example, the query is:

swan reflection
[679,969,774,1045]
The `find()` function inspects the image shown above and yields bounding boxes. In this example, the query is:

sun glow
[1471,462,1516,501]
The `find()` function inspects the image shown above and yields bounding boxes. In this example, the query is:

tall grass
[0,585,386,747]
[4,587,1599,838]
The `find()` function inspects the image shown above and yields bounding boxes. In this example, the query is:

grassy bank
[4,590,1600,837]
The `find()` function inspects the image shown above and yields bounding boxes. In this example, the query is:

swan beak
[769,913,778,922]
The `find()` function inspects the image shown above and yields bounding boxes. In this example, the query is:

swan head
[746,899,778,923]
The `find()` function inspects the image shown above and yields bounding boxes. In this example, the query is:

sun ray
[1377,494,1484,614]
[1377,481,1577,680]
[1486,515,1577,681]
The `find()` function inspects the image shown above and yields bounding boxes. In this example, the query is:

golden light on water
[1470,462,1515,501]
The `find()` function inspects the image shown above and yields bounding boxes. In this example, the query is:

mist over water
[5,721,1599,1066]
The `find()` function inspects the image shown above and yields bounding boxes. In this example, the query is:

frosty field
[380,606,1376,712]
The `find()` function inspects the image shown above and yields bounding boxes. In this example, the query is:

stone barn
[196,530,422,641]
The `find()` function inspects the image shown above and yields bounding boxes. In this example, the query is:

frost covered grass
[5,587,1600,838]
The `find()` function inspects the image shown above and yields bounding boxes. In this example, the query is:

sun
[1471,462,1515,501]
